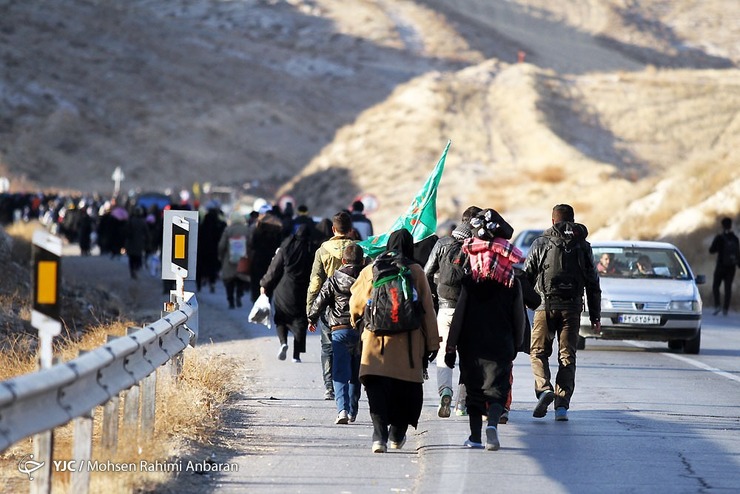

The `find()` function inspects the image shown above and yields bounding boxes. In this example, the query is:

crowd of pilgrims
[0,191,367,297]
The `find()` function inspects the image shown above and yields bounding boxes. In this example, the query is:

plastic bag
[248,293,272,328]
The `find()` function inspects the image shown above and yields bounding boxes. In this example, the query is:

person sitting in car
[634,255,655,275]
[597,253,619,275]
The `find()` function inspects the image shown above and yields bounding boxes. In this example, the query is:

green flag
[359,140,450,258]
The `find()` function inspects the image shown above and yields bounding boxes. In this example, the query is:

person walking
[248,205,285,302]
[308,243,366,424]
[523,204,601,421]
[423,206,481,418]
[349,229,439,453]
[306,211,358,400]
[218,211,251,309]
[292,204,315,234]
[77,204,94,256]
[124,206,151,280]
[444,210,526,450]
[260,224,315,363]
[197,204,227,293]
[709,217,740,316]
[350,200,373,240]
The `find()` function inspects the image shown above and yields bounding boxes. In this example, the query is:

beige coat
[218,221,251,282]
[349,262,439,384]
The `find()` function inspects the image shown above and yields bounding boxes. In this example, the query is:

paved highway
[171,288,740,494]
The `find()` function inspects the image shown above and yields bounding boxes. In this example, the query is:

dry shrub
[156,349,239,444]
[55,321,130,362]
[0,332,37,379]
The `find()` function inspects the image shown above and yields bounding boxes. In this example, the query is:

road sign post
[30,230,61,494]
[161,210,198,299]
[31,230,62,370]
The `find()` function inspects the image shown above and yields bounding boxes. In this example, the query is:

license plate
[618,314,661,325]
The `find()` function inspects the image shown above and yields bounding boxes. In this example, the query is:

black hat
[470,208,513,240]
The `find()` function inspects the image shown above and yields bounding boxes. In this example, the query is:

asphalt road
[53,246,740,493]
[160,283,740,494]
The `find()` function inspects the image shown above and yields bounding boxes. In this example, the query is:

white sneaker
[277,344,288,361]
[389,436,406,450]
[464,438,484,449]
[372,441,387,453]
[335,410,349,425]
[485,426,500,451]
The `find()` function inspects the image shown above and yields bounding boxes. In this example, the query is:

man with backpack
[423,206,482,417]
[709,217,740,316]
[349,229,439,453]
[524,204,601,421]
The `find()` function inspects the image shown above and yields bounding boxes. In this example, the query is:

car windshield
[519,230,543,247]
[592,246,692,280]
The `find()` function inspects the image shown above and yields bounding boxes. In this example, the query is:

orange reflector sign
[37,261,58,304]
[32,229,62,321]
[174,234,186,259]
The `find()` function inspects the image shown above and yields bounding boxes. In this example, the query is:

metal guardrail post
[169,352,184,381]
[162,302,185,381]
[71,410,93,494]
[122,385,140,440]
[71,349,93,494]
[100,335,120,456]
[30,431,52,494]
[141,371,157,440]
[30,355,60,494]
[101,396,119,455]
[122,328,142,441]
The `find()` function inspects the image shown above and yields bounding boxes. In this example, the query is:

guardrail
[0,291,198,452]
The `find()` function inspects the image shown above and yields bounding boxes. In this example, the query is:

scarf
[462,237,524,287]
[451,224,472,241]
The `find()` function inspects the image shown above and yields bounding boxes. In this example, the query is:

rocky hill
[1,0,739,243]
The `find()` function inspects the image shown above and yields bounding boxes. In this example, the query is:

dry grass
[0,332,38,380]
[0,325,240,493]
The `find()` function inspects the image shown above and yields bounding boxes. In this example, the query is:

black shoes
[533,390,555,418]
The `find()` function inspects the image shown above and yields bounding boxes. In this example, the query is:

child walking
[308,244,366,424]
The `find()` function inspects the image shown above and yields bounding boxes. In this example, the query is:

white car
[512,229,544,260]
[579,240,705,354]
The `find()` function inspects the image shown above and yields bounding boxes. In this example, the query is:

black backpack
[540,235,587,302]
[721,233,740,267]
[365,250,422,335]
[436,240,468,301]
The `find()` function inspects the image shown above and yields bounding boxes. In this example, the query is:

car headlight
[670,300,699,311]
[601,298,613,310]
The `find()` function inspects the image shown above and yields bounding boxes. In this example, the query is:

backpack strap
[539,240,554,312]
[539,239,556,337]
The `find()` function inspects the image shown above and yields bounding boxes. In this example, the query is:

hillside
[1,0,739,244]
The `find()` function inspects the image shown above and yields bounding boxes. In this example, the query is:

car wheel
[683,328,701,354]
[577,336,586,350]
[668,340,683,350]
